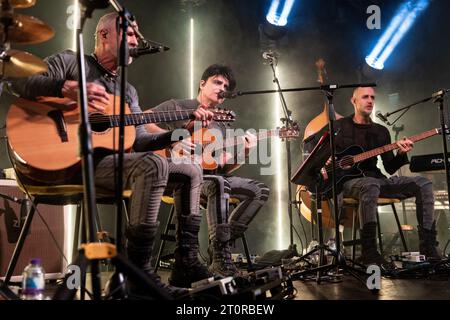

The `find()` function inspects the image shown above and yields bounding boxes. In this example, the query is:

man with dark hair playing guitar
[304,87,441,269]
[148,64,270,283]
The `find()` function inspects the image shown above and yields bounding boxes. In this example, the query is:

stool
[153,196,176,273]
[228,197,254,271]
[342,197,410,261]
[3,182,131,286]
[153,196,253,272]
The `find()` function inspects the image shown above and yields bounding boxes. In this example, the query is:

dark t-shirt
[304,115,409,178]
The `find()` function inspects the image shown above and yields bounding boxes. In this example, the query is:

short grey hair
[94,12,119,44]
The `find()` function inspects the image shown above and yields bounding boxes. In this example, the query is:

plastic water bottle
[21,258,45,300]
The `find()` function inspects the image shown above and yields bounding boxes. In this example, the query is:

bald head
[352,87,364,99]
[351,87,376,120]
[93,12,139,71]
[95,12,118,46]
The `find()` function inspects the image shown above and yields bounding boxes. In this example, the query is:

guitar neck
[223,129,278,149]
[107,110,195,127]
[353,128,439,163]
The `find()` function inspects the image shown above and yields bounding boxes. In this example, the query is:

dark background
[1,0,449,255]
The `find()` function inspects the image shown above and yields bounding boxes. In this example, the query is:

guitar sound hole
[89,113,110,133]
[339,156,354,170]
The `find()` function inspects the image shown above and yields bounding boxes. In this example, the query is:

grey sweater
[11,49,172,152]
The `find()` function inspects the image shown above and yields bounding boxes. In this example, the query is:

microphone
[432,89,449,99]
[262,51,278,61]
[129,42,170,58]
[79,0,110,9]
[218,91,237,99]
[375,111,389,123]
[78,0,110,18]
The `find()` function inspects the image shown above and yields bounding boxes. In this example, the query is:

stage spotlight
[365,0,430,70]
[262,0,295,41]
[266,0,295,27]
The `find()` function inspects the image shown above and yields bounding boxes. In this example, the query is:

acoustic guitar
[156,125,300,171]
[6,95,235,183]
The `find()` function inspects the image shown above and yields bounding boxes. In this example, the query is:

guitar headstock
[278,123,300,140]
[212,108,236,122]
[437,126,450,136]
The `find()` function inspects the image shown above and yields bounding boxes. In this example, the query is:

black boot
[359,222,395,270]
[126,222,188,299]
[418,222,442,260]
[208,223,240,277]
[169,214,212,288]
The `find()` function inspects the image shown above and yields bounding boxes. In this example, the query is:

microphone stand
[265,56,299,255]
[109,0,130,260]
[434,91,450,213]
[289,85,372,287]
[230,81,375,286]
[392,124,410,249]
[227,83,377,98]
[71,3,103,300]
[53,0,173,300]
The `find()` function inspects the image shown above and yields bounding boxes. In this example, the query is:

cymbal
[10,0,36,8]
[1,49,47,77]
[0,14,54,44]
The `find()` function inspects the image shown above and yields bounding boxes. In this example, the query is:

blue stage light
[365,0,430,70]
[266,0,295,27]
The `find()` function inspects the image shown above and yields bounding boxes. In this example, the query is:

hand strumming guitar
[62,80,110,112]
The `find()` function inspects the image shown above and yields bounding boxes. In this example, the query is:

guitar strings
[320,129,436,174]
[87,109,230,123]
[321,151,398,174]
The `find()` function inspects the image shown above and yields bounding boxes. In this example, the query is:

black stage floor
[2,265,449,301]
[157,267,450,300]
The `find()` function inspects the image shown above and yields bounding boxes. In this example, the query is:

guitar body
[155,128,221,171]
[303,104,343,142]
[192,128,220,171]
[155,126,299,171]
[311,145,365,196]
[7,95,135,183]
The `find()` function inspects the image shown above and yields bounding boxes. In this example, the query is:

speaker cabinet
[0,179,67,282]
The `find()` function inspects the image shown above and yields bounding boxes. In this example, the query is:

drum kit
[0,0,54,79]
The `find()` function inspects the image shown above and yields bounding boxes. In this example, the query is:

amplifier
[0,179,70,282]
